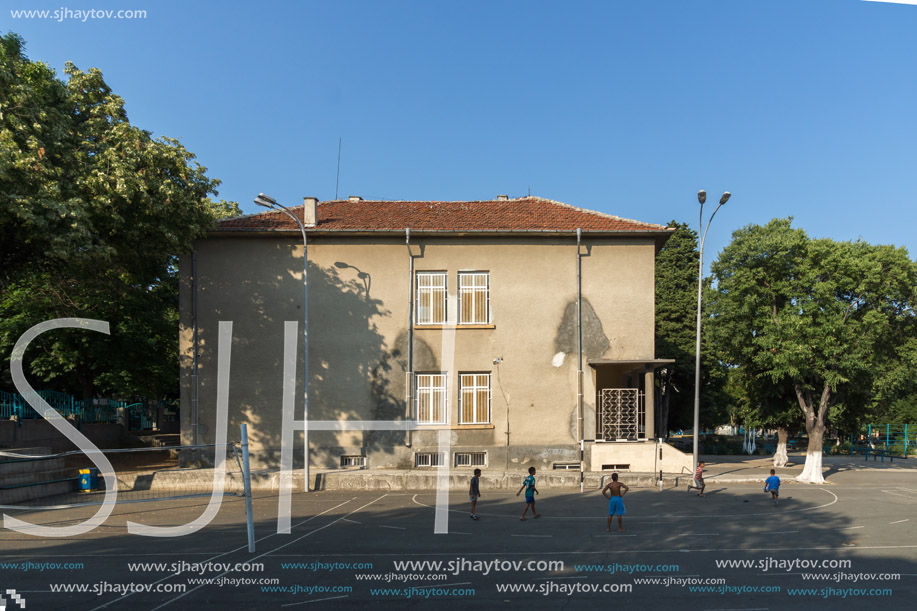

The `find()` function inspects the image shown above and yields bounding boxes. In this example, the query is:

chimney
[302,197,318,226]
[496,194,509,201]
[348,195,363,202]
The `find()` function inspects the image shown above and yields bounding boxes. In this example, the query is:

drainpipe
[191,252,199,447]
[577,228,584,492]
[406,228,414,448]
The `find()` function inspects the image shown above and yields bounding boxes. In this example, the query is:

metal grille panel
[598,389,642,441]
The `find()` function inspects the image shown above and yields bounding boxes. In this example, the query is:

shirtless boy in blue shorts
[602,473,629,532]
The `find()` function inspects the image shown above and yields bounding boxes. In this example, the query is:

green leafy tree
[654,222,698,437]
[730,365,800,466]
[709,218,917,483]
[654,221,726,437]
[0,32,239,399]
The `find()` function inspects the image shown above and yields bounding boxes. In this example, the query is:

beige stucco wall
[591,441,693,474]
[179,233,659,469]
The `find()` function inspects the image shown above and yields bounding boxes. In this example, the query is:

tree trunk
[773,427,788,468]
[797,424,825,483]
[79,369,94,403]
[654,370,672,438]
[795,382,831,484]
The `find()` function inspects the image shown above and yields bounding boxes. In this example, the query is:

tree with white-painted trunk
[773,427,789,468]
[709,219,917,485]
[723,342,799,469]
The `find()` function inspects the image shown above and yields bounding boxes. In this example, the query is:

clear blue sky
[5,0,917,271]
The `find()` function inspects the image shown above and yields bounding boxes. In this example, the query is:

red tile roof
[216,196,671,234]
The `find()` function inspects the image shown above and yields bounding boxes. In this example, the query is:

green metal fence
[0,390,171,430]
[849,424,914,462]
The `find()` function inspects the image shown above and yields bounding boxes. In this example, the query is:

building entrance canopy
[588,359,674,442]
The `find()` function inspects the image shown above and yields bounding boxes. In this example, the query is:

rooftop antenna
[335,137,342,200]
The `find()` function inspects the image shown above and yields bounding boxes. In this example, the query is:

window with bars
[415,452,445,467]
[455,452,487,467]
[415,373,447,424]
[458,272,489,324]
[416,272,446,324]
[459,373,490,424]
[340,455,366,467]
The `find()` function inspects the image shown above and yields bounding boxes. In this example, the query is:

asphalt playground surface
[3,456,917,610]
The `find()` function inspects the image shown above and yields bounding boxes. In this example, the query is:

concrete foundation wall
[0,420,128,453]
[591,441,693,473]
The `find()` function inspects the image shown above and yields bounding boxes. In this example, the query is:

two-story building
[178,195,692,477]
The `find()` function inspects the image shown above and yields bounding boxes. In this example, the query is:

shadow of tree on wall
[310,259,406,466]
[191,241,409,470]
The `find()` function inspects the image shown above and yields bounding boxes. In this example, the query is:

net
[0,443,244,510]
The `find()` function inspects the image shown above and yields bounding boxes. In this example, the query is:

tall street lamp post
[693,189,731,473]
[254,193,310,491]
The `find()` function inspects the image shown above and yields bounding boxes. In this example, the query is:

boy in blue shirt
[764,469,780,505]
[516,466,540,520]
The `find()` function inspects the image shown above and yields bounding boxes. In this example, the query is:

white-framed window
[340,455,366,468]
[459,373,490,424]
[415,373,448,424]
[458,272,489,324]
[415,452,445,467]
[455,451,487,467]
[416,272,446,324]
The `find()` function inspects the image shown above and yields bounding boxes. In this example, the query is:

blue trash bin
[79,468,99,491]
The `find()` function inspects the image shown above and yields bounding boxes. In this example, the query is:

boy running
[469,468,481,520]
[688,461,706,497]
[764,468,780,505]
[602,473,629,532]
[516,467,540,520]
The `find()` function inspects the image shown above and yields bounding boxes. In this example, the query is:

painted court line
[890,519,909,524]
[268,543,917,558]
[378,525,406,530]
[341,518,362,524]
[148,495,389,611]
[512,534,552,538]
[281,595,350,607]
[411,488,838,520]
[840,526,864,530]
[3,552,224,557]
[89,498,356,611]
[415,581,472,589]
[881,490,917,500]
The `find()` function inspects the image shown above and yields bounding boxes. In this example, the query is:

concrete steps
[135,433,180,448]
[0,447,78,505]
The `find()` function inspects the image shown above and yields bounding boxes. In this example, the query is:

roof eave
[207,227,675,237]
